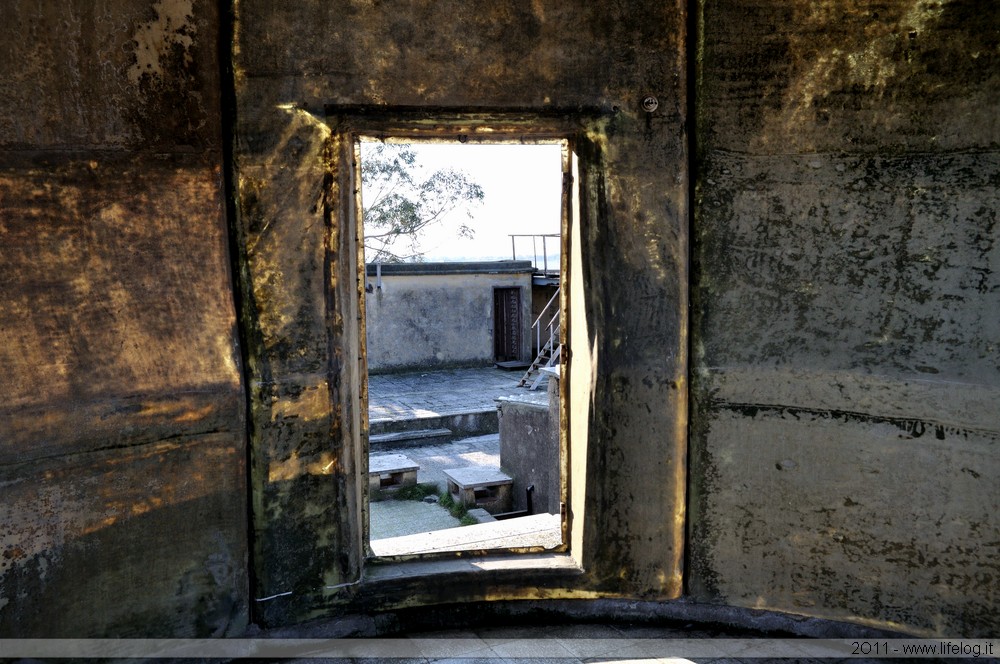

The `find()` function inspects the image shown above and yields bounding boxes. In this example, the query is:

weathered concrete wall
[689,0,1000,636]
[498,378,561,515]
[4,0,994,641]
[234,0,688,625]
[365,263,533,373]
[0,0,248,637]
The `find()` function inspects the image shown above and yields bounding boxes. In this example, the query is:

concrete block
[443,467,513,514]
[369,453,420,498]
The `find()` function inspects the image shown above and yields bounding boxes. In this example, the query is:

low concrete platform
[444,466,513,513]
[368,453,419,497]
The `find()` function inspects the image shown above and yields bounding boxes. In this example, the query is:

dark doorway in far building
[493,286,523,364]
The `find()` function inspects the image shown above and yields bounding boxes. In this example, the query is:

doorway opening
[357,139,568,557]
[493,286,522,365]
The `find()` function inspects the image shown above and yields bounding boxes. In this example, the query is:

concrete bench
[443,467,513,514]
[369,453,419,497]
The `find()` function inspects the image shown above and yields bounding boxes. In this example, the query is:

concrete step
[495,360,531,370]
[369,409,500,440]
[370,428,453,448]
[466,508,497,524]
[370,512,561,556]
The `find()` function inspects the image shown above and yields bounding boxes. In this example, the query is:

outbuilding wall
[364,262,533,373]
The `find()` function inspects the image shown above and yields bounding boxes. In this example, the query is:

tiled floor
[276,620,895,663]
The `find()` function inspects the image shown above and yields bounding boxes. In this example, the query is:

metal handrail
[532,287,560,353]
[529,341,561,390]
[510,233,560,275]
[519,286,562,389]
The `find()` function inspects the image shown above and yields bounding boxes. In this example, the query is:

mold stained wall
[0,0,248,637]
[689,0,1000,637]
[233,1,689,624]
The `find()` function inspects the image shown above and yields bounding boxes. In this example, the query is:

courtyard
[366,367,560,555]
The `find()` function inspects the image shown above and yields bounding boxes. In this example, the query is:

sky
[359,141,564,263]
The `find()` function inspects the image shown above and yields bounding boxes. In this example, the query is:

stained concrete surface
[369,434,502,540]
[689,0,1000,636]
[367,371,559,553]
[368,368,536,426]
[236,0,690,621]
[3,0,995,642]
[0,0,247,638]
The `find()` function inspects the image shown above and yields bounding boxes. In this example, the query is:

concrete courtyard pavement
[405,433,502,491]
[367,366,542,426]
[369,434,501,540]
[367,367,555,548]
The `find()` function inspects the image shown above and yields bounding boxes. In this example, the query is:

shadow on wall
[0,434,247,637]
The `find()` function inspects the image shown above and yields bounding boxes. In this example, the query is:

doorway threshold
[371,513,561,557]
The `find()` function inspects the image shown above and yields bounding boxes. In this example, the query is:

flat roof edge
[365,260,534,276]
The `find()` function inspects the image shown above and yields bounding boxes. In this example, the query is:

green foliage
[384,483,481,526]
[437,490,472,520]
[390,482,439,502]
[361,143,485,263]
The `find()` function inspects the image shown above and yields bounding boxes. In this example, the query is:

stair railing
[533,287,560,357]
[528,332,561,390]
[519,287,561,389]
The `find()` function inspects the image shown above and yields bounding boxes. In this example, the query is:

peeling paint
[128,0,196,86]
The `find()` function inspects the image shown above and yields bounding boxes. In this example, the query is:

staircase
[518,287,561,390]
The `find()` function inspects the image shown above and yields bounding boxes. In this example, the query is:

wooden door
[493,287,522,362]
